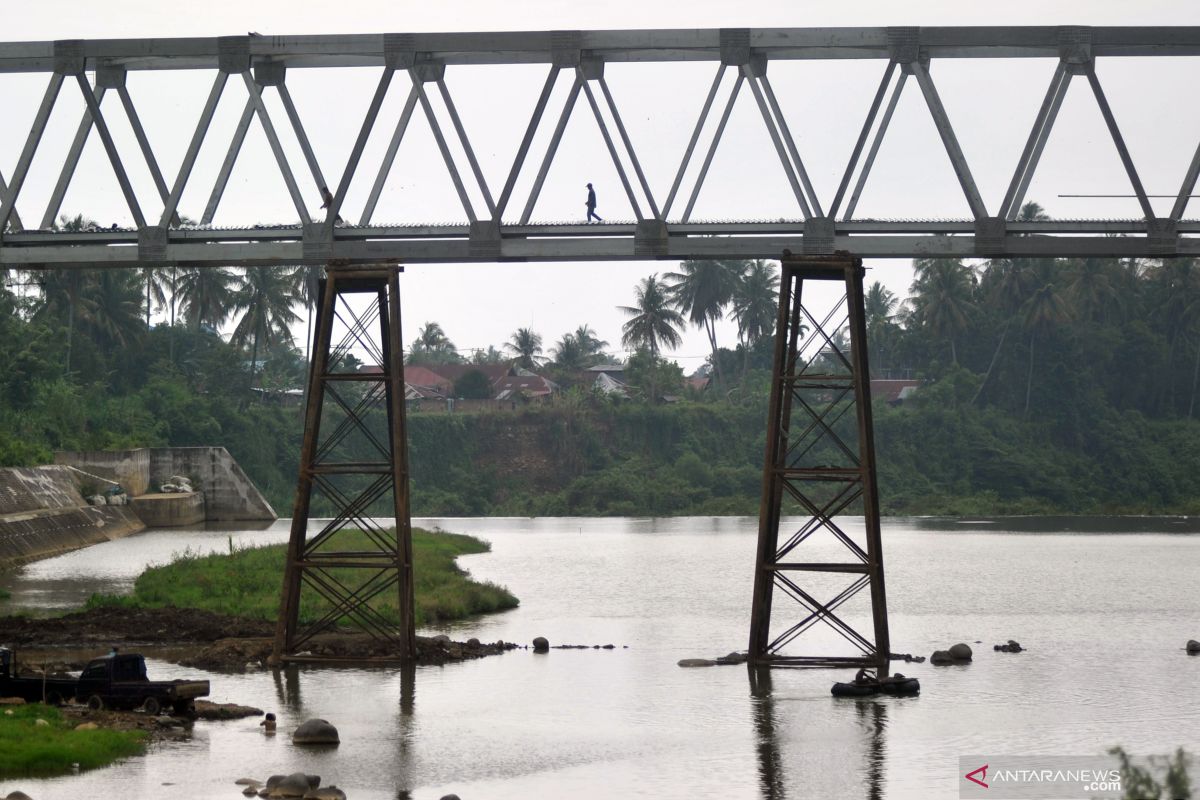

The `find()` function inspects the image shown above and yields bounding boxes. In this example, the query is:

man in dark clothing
[320,186,344,224]
[585,183,602,222]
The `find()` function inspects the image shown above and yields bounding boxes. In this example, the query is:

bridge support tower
[273,265,416,663]
[749,254,891,674]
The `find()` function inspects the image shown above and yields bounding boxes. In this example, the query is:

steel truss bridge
[2,26,1200,269]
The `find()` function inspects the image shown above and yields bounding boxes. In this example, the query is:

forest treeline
[2,205,1200,516]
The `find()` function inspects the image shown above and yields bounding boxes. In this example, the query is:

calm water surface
[0,516,1198,799]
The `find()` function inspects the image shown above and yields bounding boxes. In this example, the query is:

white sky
[5,1,1200,370]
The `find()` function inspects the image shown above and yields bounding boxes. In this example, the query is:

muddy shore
[0,606,516,671]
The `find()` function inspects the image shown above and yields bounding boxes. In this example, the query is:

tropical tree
[731,259,779,348]
[140,268,169,328]
[177,266,237,332]
[665,259,742,390]
[231,266,302,384]
[864,280,897,375]
[550,333,586,371]
[297,264,322,361]
[908,257,976,365]
[85,269,143,350]
[573,324,609,365]
[1020,263,1073,416]
[41,214,101,374]
[408,321,461,365]
[619,273,684,357]
[506,327,544,370]
[470,344,504,365]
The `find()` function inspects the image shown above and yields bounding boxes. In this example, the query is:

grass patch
[0,588,10,600]
[0,704,145,777]
[87,527,518,627]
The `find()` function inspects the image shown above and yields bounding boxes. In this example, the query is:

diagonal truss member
[749,254,890,673]
[274,265,415,662]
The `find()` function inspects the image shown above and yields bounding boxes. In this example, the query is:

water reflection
[272,664,303,707]
[749,666,785,800]
[750,666,891,800]
[855,698,888,800]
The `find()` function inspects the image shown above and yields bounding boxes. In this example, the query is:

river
[0,516,1198,799]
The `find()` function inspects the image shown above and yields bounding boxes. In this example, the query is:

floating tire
[86,695,104,711]
[143,697,161,716]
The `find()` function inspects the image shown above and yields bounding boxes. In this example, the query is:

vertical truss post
[273,265,416,663]
[749,254,891,674]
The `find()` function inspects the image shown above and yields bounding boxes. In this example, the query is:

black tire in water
[86,694,104,711]
[143,697,161,716]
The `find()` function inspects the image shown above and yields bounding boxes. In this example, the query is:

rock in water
[293,718,340,745]
[532,636,549,653]
[929,650,952,665]
[303,787,347,800]
[440,795,462,800]
[1187,639,1200,654]
[6,792,35,800]
[948,643,973,661]
[677,658,717,667]
[269,773,313,798]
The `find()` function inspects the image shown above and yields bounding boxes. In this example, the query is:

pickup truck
[75,652,209,715]
[0,647,78,705]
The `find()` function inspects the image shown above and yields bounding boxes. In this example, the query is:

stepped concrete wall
[0,466,145,567]
[56,447,276,522]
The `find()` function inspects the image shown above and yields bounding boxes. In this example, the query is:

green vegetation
[1110,746,1192,799]
[0,703,145,777]
[3,206,1200,517]
[87,528,517,626]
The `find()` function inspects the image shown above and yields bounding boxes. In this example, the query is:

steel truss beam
[274,265,415,662]
[1,26,1200,265]
[749,254,890,672]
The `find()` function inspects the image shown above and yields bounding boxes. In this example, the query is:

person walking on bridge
[585,183,603,223]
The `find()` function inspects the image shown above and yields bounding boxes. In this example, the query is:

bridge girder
[2,26,1199,267]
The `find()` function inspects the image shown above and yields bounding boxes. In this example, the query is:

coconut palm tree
[1020,264,1073,416]
[864,281,897,374]
[550,332,586,371]
[297,264,322,361]
[908,257,976,365]
[408,321,460,364]
[177,266,237,332]
[140,268,169,328]
[620,274,684,357]
[231,266,302,384]
[573,324,609,365]
[506,327,544,370]
[732,260,779,347]
[40,214,101,373]
[85,269,143,350]
[665,259,742,390]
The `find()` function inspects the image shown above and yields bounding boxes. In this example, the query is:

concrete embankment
[0,466,144,567]
[55,447,277,522]
[0,447,276,569]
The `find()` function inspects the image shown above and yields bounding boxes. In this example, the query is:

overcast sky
[5,1,1200,370]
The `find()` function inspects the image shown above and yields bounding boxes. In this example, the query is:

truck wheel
[45,691,63,706]
[86,695,104,711]
[143,697,161,716]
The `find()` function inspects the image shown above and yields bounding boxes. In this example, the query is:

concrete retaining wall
[0,466,145,567]
[148,448,275,521]
[130,492,206,527]
[55,447,276,522]
[53,449,150,497]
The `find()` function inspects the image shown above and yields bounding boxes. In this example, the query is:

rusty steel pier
[748,254,890,674]
[273,265,416,662]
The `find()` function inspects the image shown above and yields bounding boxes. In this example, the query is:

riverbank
[0,703,146,778]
